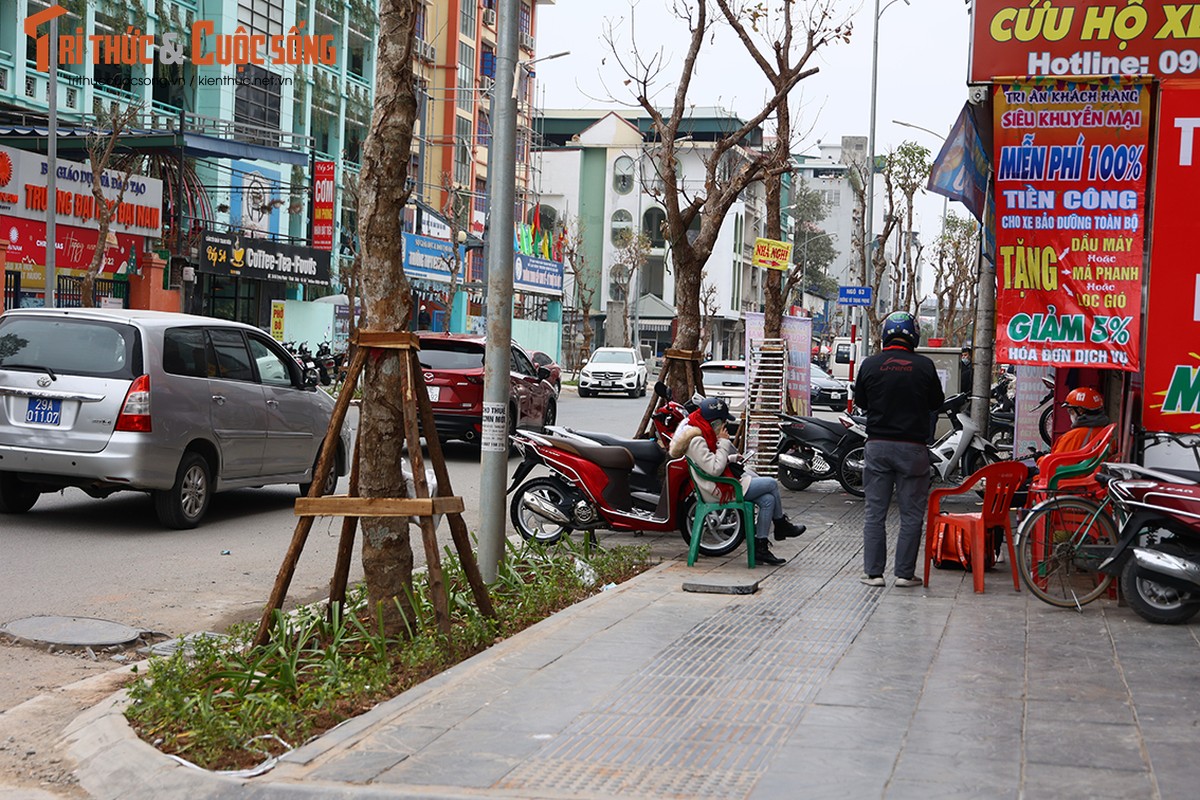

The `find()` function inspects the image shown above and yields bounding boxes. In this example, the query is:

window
[0,317,138,379]
[92,14,133,91]
[613,156,634,195]
[454,116,473,185]
[511,348,535,376]
[162,328,210,378]
[457,42,476,113]
[207,329,255,382]
[476,110,490,147]
[247,337,294,387]
[238,0,284,37]
[461,0,477,39]
[519,2,531,35]
[474,177,488,213]
[611,209,633,246]
[416,4,428,40]
[642,207,666,247]
[419,342,485,370]
[234,65,282,144]
[821,188,840,207]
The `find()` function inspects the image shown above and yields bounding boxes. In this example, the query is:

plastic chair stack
[924,461,1030,593]
[1027,423,1117,506]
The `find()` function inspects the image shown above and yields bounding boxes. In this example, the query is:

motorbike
[772,412,866,492]
[315,341,339,386]
[1097,432,1200,624]
[506,428,747,557]
[835,393,1006,498]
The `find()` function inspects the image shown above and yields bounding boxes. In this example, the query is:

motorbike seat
[540,435,636,470]
[801,417,850,436]
[991,411,1015,424]
[1154,467,1200,485]
[568,429,665,464]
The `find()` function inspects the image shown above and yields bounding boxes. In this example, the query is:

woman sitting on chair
[669,397,805,566]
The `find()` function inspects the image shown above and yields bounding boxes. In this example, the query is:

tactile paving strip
[497,503,892,798]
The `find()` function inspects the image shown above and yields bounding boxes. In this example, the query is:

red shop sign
[312,161,335,252]
[1142,81,1200,432]
[970,1,1200,84]
[992,79,1148,372]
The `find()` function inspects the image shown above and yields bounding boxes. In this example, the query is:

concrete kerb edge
[63,558,684,795]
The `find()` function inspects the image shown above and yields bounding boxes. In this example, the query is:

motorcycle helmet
[1062,387,1103,412]
[698,397,735,424]
[881,311,920,349]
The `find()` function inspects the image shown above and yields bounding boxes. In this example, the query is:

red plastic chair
[924,461,1030,593]
[1027,423,1116,506]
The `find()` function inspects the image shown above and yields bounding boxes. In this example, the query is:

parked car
[810,363,851,411]
[699,359,748,412]
[0,308,350,529]
[529,350,562,396]
[418,333,556,444]
[578,347,648,397]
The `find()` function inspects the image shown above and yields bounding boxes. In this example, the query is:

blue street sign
[838,285,873,307]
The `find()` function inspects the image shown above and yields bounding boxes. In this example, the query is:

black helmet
[698,397,735,424]
[881,311,920,349]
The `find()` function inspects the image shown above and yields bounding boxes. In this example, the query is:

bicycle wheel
[1016,496,1118,608]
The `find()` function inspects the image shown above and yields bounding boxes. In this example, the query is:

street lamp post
[863,0,910,350]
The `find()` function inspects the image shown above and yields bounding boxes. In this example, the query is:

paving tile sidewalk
[66,488,1200,799]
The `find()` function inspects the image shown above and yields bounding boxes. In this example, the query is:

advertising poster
[2,214,141,291]
[971,0,1200,83]
[992,79,1148,372]
[743,312,812,415]
[312,161,335,251]
[1142,82,1200,433]
[270,301,286,341]
[229,161,281,239]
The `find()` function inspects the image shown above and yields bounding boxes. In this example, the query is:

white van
[830,335,864,381]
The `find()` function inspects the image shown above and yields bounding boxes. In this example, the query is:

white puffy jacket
[669,423,752,503]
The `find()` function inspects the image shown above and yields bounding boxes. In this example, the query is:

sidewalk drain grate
[498,506,898,798]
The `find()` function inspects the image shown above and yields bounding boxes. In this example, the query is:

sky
[533,0,976,272]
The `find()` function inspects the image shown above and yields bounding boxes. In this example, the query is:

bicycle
[1016,492,1119,609]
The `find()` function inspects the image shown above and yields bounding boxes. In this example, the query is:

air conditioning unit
[417,40,436,63]
[519,32,535,52]
[480,76,494,93]
[483,8,496,27]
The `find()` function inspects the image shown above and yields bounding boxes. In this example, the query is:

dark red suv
[417,333,557,444]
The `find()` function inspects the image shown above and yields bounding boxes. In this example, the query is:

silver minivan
[0,308,349,528]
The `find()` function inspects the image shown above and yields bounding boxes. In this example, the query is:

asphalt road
[0,388,645,671]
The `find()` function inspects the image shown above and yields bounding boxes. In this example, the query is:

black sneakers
[773,516,807,541]
[754,538,786,566]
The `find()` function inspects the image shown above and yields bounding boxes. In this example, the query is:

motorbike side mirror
[655,380,671,400]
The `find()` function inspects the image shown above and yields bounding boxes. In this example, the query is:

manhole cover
[1,616,142,647]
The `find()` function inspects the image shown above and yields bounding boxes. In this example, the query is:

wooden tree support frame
[634,348,705,439]
[254,330,495,648]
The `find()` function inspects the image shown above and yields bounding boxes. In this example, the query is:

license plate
[427,386,440,402]
[831,391,844,399]
[25,397,62,426]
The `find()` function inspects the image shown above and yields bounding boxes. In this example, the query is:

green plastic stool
[686,458,757,568]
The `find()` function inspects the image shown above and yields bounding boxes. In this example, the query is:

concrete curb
[65,558,691,799]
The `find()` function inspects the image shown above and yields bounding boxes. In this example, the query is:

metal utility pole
[477,0,521,582]
[44,16,57,307]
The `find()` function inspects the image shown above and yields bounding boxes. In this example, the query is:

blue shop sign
[403,232,464,280]
[514,253,564,296]
[837,285,873,306]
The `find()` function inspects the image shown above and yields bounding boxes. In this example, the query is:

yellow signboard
[270,300,286,341]
[752,237,792,271]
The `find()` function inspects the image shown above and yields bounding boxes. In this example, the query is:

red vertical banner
[1143,82,1200,433]
[312,161,336,251]
[992,79,1149,372]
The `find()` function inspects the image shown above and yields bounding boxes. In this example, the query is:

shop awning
[0,126,310,166]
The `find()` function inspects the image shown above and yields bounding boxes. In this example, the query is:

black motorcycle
[772,412,865,492]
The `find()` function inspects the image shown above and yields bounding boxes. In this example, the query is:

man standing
[958,345,974,397]
[853,312,945,588]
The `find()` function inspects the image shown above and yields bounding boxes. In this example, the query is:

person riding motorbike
[669,397,806,566]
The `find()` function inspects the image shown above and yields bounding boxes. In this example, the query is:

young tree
[783,180,836,306]
[439,173,468,315]
[604,0,843,396]
[81,103,144,308]
[610,230,652,347]
[932,212,979,345]
[698,278,719,356]
[353,0,421,634]
[714,0,851,339]
[889,141,931,316]
[560,217,595,370]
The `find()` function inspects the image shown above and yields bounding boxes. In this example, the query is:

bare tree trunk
[355,0,419,636]
[82,104,142,307]
[763,102,790,340]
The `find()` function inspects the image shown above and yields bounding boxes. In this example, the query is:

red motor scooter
[506,424,748,557]
[1098,431,1200,624]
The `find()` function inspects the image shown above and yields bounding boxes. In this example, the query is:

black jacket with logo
[853,346,946,444]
